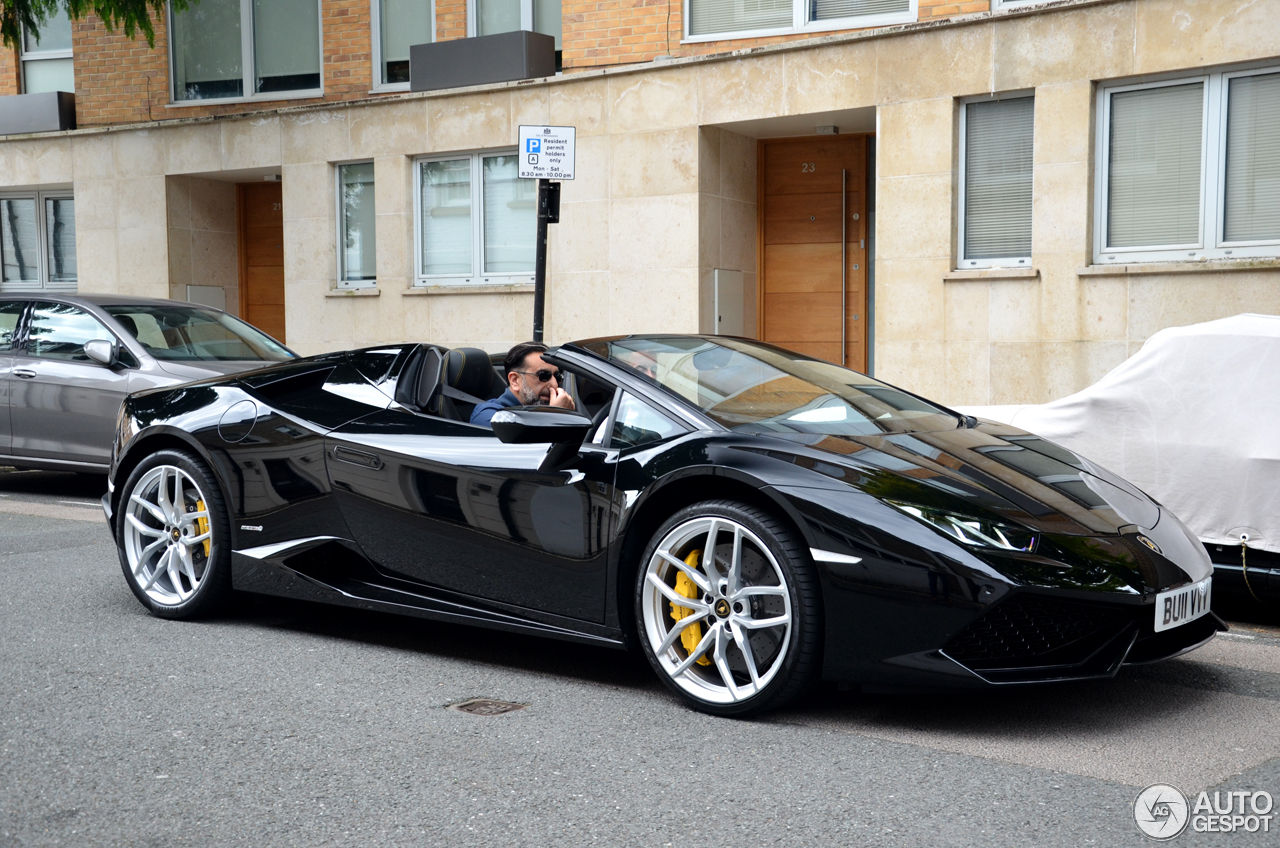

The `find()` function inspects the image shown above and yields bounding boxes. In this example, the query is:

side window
[610,392,683,450]
[25,302,112,361]
[0,301,24,351]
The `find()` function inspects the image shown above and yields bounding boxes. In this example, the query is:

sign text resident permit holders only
[519,125,576,180]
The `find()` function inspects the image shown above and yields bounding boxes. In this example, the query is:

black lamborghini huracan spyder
[103,335,1224,716]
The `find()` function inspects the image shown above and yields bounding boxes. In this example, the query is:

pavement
[1,470,1279,847]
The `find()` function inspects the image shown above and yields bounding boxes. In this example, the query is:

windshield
[585,336,960,436]
[104,305,294,362]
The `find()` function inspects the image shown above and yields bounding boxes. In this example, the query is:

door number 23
[801,163,816,173]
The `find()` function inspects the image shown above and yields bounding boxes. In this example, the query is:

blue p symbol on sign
[526,139,541,153]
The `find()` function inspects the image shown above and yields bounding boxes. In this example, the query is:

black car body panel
[106,336,1223,690]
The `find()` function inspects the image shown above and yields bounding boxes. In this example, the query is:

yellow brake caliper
[194,500,211,557]
[670,549,711,666]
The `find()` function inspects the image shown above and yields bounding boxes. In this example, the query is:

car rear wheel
[117,449,232,619]
[636,501,822,717]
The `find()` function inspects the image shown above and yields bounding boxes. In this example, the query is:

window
[0,192,76,292]
[0,301,23,351]
[415,153,536,286]
[25,302,110,361]
[103,305,293,362]
[169,0,321,102]
[373,0,434,89]
[959,96,1034,268]
[338,162,377,287]
[685,0,915,41]
[21,9,74,94]
[469,0,562,50]
[1095,64,1280,263]
[610,393,683,450]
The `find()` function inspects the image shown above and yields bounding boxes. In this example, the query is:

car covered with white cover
[960,313,1280,601]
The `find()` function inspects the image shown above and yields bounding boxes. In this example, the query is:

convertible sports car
[103,335,1224,716]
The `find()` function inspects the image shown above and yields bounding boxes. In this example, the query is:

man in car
[471,341,576,427]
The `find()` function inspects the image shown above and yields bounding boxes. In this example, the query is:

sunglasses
[514,368,563,383]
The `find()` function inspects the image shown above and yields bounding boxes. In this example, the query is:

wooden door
[238,183,286,344]
[759,136,868,371]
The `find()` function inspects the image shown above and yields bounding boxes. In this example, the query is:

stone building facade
[0,0,1276,407]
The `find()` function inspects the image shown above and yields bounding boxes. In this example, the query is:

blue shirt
[470,388,521,427]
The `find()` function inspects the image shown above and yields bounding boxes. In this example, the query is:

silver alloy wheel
[641,516,793,705]
[123,464,213,606]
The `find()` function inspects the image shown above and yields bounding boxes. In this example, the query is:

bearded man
[470,341,576,427]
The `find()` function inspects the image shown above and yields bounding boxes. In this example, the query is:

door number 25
[801,163,816,173]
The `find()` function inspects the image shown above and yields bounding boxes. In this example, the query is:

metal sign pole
[532,179,560,343]
[533,178,548,342]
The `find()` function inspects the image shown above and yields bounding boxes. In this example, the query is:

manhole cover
[448,698,527,716]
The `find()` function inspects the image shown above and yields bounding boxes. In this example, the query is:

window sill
[166,90,325,109]
[943,267,1040,282]
[1078,259,1280,276]
[680,11,918,44]
[325,287,380,297]
[406,284,536,295]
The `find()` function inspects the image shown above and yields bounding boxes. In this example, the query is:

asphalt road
[2,470,1279,847]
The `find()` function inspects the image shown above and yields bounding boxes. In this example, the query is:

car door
[10,300,132,466]
[0,299,27,455]
[325,407,620,623]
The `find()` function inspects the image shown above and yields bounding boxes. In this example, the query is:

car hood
[154,360,279,382]
[763,421,1165,538]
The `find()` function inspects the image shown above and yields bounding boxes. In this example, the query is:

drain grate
[448,698,527,716]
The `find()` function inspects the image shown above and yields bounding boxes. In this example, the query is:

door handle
[13,368,35,379]
[331,446,383,470]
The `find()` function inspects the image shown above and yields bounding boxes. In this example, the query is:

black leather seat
[430,347,507,422]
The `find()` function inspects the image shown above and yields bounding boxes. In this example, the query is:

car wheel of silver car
[636,500,822,717]
[117,449,232,619]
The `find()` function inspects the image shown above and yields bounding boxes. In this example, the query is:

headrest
[113,314,139,339]
[444,347,503,400]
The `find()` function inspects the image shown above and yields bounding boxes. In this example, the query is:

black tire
[634,500,822,717]
[115,449,233,619]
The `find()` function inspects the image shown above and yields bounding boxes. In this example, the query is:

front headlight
[888,501,1038,553]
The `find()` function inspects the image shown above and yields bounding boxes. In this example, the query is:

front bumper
[938,590,1227,685]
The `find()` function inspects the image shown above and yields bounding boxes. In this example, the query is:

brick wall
[63,0,991,126]
[437,0,469,42]
[0,45,19,96]
[71,1,381,129]
[71,14,168,125]
[562,0,989,70]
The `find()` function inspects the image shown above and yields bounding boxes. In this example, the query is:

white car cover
[959,314,1280,555]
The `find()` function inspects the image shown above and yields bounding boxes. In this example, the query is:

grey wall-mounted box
[410,31,556,93]
[0,91,75,136]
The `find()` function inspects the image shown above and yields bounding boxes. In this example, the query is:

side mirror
[84,338,118,367]
[491,406,593,445]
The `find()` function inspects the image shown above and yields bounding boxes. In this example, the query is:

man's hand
[548,386,576,410]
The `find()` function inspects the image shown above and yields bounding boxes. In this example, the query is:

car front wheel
[116,449,232,619]
[636,500,822,716]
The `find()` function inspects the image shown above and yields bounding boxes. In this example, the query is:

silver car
[0,294,294,474]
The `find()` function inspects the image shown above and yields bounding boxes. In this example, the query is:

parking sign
[518,125,575,180]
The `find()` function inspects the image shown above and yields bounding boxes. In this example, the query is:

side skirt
[232,538,628,651]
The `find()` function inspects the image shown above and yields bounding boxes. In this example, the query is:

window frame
[0,189,77,293]
[336,160,378,290]
[19,14,74,95]
[370,0,436,93]
[957,91,1036,270]
[1093,61,1280,264]
[680,0,917,44]
[166,0,325,107]
[412,150,537,288]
